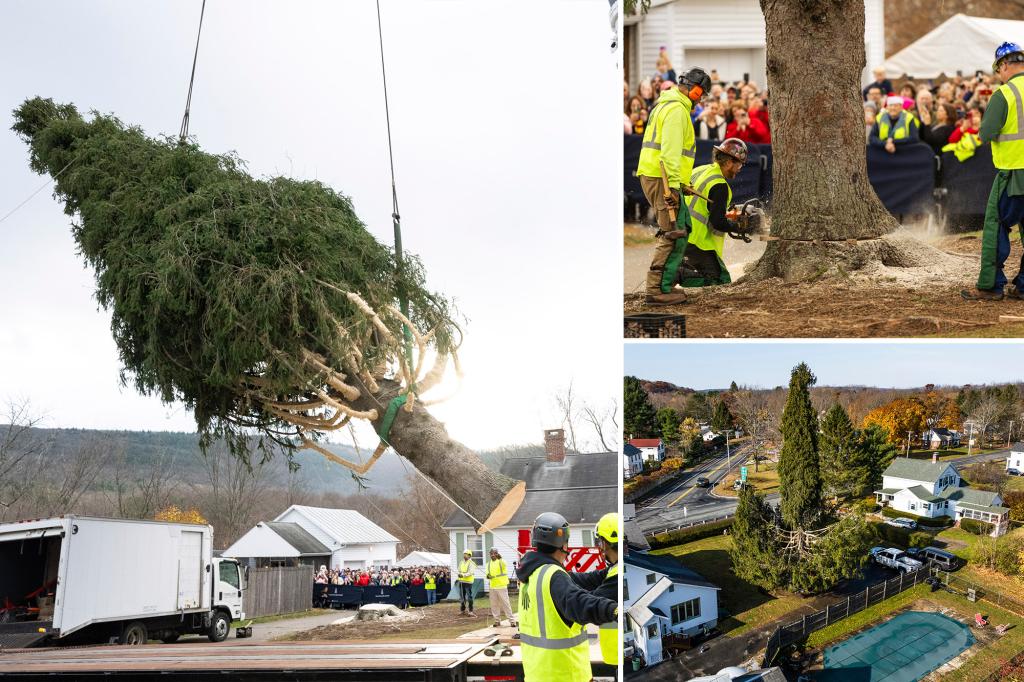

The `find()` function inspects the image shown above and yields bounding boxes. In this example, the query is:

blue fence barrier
[624,135,998,221]
[312,581,451,610]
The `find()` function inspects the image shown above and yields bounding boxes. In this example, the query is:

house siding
[1009,451,1024,470]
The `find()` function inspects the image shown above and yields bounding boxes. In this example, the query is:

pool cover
[817,611,974,682]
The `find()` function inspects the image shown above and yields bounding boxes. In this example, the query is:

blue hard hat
[994,41,1024,70]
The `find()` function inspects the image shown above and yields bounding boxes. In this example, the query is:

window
[923,503,930,511]
[671,598,701,624]
[647,623,658,638]
[646,573,656,585]
[623,579,629,602]
[218,561,239,589]
[910,503,916,510]
[466,534,484,566]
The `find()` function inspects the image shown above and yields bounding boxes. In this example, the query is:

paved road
[634,446,765,535]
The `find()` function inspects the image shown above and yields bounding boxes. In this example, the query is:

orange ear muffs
[688,85,704,100]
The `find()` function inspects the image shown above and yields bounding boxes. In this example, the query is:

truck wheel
[160,632,180,644]
[121,621,148,646]
[208,612,230,642]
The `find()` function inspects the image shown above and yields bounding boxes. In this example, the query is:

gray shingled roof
[443,451,617,529]
[883,458,956,484]
[265,522,330,556]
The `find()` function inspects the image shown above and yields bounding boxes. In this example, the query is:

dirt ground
[624,224,1024,338]
[286,596,512,642]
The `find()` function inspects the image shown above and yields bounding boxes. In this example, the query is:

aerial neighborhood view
[623,344,1024,681]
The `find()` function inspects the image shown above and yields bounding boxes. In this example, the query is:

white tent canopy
[881,14,1024,79]
[396,551,449,568]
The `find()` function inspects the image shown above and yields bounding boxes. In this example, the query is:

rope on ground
[0,158,76,226]
[179,0,207,142]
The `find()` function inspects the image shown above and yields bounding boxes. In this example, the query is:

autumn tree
[862,398,927,446]
[921,390,960,430]
[746,0,945,282]
[13,97,518,524]
[155,505,208,525]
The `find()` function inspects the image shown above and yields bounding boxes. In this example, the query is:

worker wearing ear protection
[637,66,712,306]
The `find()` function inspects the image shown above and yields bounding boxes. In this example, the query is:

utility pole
[966,422,975,458]
[726,430,731,470]
[906,431,913,458]
[1008,421,1015,449]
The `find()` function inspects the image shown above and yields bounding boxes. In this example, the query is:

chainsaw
[725,198,768,243]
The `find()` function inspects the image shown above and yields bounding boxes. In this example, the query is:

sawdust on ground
[624,229,1024,338]
[284,603,501,641]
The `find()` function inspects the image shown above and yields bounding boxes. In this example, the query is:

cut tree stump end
[477,481,526,534]
[999,315,1024,323]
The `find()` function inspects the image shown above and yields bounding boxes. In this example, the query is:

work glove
[665,191,680,211]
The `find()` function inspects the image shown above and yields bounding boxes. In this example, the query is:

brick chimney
[544,429,565,464]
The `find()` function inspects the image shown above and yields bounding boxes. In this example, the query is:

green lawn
[715,463,780,497]
[1005,475,1024,492]
[651,535,805,637]
[934,526,1024,595]
[907,446,1002,461]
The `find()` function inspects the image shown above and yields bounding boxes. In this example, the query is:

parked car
[695,477,711,488]
[1008,468,1022,477]
[871,546,924,573]
[906,546,961,571]
[885,517,918,530]
[732,479,746,491]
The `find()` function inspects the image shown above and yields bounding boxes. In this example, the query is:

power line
[0,158,76,226]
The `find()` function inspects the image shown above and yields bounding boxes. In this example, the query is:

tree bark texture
[351,379,519,526]
[749,0,926,281]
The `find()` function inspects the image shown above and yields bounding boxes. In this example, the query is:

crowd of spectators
[314,564,450,588]
[862,65,996,155]
[625,57,771,145]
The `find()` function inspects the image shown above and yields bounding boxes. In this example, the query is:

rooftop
[883,458,956,484]
[629,439,662,448]
[275,505,399,545]
[265,521,330,556]
[625,551,719,590]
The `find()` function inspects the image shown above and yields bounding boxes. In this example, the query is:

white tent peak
[881,14,1024,80]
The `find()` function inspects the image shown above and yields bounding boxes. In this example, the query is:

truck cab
[211,558,245,641]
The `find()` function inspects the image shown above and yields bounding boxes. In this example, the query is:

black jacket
[568,562,617,602]
[516,551,617,628]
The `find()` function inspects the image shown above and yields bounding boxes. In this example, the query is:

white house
[702,431,721,443]
[1008,444,1024,473]
[875,458,1009,536]
[222,521,331,569]
[270,505,399,570]
[921,428,961,450]
[442,429,616,595]
[624,0,885,89]
[629,438,666,464]
[624,442,644,480]
[624,551,720,667]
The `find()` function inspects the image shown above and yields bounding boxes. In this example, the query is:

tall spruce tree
[657,407,681,446]
[729,485,786,590]
[624,376,658,438]
[778,363,821,529]
[712,400,734,433]
[789,514,874,594]
[856,424,899,495]
[819,403,855,499]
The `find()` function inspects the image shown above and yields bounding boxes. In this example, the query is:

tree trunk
[748,0,932,281]
[350,380,520,526]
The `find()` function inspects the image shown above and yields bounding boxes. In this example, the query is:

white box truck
[0,516,245,648]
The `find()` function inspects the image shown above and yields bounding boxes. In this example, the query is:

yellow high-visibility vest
[876,110,913,140]
[685,163,732,258]
[942,132,983,162]
[458,559,476,584]
[518,564,591,682]
[992,77,1024,169]
[636,87,696,188]
[598,563,620,666]
[488,559,509,589]
[424,574,436,590]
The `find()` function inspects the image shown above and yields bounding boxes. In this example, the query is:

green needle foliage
[778,362,822,529]
[624,376,658,438]
[12,97,457,460]
[730,485,785,589]
[820,403,856,499]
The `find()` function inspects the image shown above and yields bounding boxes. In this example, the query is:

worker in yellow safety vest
[869,96,920,152]
[515,512,617,682]
[636,67,712,306]
[679,138,759,287]
[566,513,620,667]
[963,41,1024,301]
[486,548,516,627]
[458,550,477,617]
[424,571,438,606]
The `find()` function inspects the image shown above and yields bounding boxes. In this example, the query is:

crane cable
[179,0,207,142]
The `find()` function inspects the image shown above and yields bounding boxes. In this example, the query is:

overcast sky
[625,342,1024,390]
[0,0,620,450]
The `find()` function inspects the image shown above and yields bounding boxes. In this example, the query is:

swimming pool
[815,610,974,682]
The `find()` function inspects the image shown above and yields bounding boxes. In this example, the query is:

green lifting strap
[377,393,408,444]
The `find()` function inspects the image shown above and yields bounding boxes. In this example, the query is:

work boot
[493,621,501,627]
[469,611,476,617]
[644,292,688,306]
[1007,286,1024,301]
[961,288,1004,301]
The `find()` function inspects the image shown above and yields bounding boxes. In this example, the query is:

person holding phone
[963,42,1024,301]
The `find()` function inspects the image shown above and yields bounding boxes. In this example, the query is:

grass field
[935,526,1024,595]
[715,463,780,497]
[651,535,805,637]
[906,446,1002,461]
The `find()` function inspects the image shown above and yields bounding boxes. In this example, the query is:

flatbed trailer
[0,637,618,681]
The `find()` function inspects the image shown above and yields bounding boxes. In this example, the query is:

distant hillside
[6,427,520,497]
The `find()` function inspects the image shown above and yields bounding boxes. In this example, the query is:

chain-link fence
[764,567,928,666]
